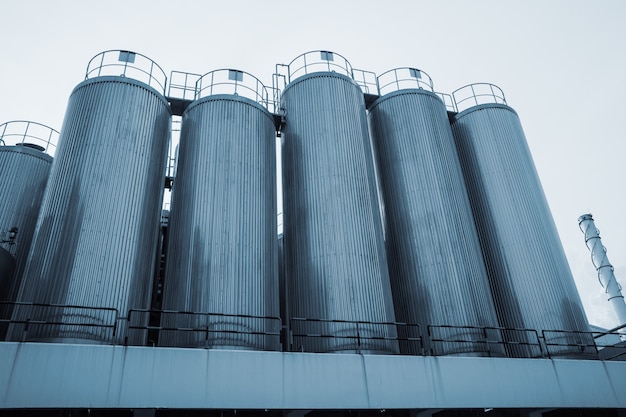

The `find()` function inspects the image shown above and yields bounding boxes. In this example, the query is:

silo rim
[0,144,54,163]
[368,88,444,112]
[451,102,518,123]
[71,76,171,111]
[183,93,274,122]
[281,71,360,97]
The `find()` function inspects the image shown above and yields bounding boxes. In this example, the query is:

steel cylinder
[451,103,593,358]
[281,71,398,354]
[0,145,52,301]
[159,92,279,350]
[11,76,171,344]
[369,88,503,356]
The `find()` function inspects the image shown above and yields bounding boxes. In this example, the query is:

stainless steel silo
[159,69,280,350]
[10,50,171,344]
[450,84,593,358]
[0,122,56,340]
[281,51,398,354]
[368,69,503,356]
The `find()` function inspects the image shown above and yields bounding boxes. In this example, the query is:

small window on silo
[228,70,244,82]
[119,51,136,63]
[409,68,421,79]
[320,51,334,61]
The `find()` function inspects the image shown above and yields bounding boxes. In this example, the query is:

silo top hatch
[0,120,58,158]
[85,49,168,95]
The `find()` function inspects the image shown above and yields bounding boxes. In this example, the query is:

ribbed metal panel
[11,76,170,344]
[160,95,279,350]
[451,104,593,357]
[368,90,503,356]
[0,146,52,301]
[281,72,398,354]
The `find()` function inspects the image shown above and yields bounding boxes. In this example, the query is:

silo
[281,51,398,354]
[450,84,593,358]
[0,122,56,339]
[10,50,171,344]
[159,69,279,350]
[368,69,503,356]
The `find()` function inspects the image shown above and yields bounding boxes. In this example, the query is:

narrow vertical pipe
[578,213,626,328]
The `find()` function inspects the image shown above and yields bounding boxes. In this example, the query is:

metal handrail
[289,317,422,354]
[377,67,435,95]
[0,120,58,156]
[452,83,507,112]
[126,309,283,349]
[436,92,457,113]
[167,70,202,101]
[593,323,626,339]
[286,50,353,83]
[352,68,378,95]
[542,329,602,358]
[85,49,168,95]
[428,324,544,357]
[195,69,270,110]
[0,301,119,342]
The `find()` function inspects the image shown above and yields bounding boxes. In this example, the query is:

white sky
[1,0,625,329]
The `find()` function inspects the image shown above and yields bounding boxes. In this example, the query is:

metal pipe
[578,213,626,328]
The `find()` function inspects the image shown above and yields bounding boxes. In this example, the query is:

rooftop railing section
[85,50,168,96]
[377,67,435,95]
[286,50,354,83]
[2,301,624,360]
[352,68,378,95]
[0,120,58,156]
[167,71,202,102]
[195,69,272,111]
[452,83,507,113]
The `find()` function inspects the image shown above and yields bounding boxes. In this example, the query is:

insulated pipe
[578,213,626,328]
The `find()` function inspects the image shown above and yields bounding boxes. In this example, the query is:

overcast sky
[1,0,625,329]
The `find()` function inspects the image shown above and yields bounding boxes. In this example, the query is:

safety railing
[593,324,626,361]
[167,71,202,101]
[0,120,58,156]
[195,69,271,111]
[126,309,282,350]
[452,83,507,113]
[353,68,378,95]
[428,324,543,358]
[1,303,623,361]
[286,50,353,83]
[0,301,118,343]
[377,67,435,96]
[542,329,601,359]
[85,50,167,95]
[289,317,422,355]
[436,92,457,113]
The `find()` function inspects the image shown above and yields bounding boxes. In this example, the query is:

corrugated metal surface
[368,90,503,356]
[0,146,52,303]
[11,76,171,344]
[451,104,593,357]
[281,72,398,354]
[160,95,279,350]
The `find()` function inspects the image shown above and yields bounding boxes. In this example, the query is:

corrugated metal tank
[368,70,503,356]
[10,54,171,344]
[0,247,16,339]
[0,143,53,301]
[281,52,398,354]
[450,89,593,358]
[159,70,279,350]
